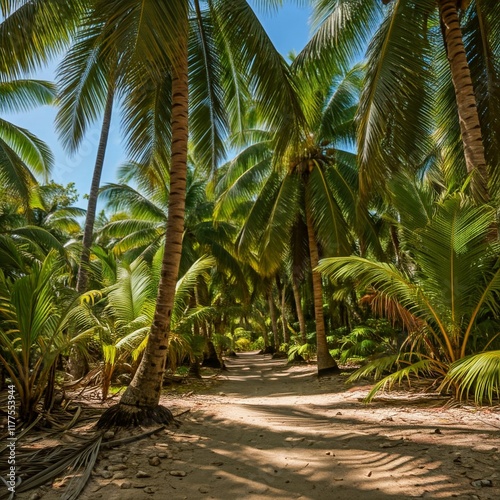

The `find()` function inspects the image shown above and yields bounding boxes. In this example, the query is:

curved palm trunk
[306,206,338,376]
[98,38,189,428]
[291,273,307,343]
[68,83,115,380]
[438,0,489,204]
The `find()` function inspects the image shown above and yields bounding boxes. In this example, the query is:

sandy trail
[29,352,500,499]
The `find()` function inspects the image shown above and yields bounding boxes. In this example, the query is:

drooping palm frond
[357,0,435,197]
[55,24,113,154]
[362,358,438,403]
[0,0,85,79]
[0,79,55,113]
[294,0,383,79]
[442,350,500,404]
[307,162,352,256]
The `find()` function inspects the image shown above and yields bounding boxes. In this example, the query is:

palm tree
[94,0,303,426]
[55,17,118,296]
[298,0,500,204]
[215,65,375,375]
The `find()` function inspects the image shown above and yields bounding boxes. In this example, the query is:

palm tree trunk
[98,36,189,428]
[306,206,338,376]
[281,282,289,344]
[76,83,115,293]
[268,286,279,350]
[68,82,115,380]
[291,274,307,343]
[438,0,489,204]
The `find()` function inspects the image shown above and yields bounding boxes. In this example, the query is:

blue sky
[6,3,311,206]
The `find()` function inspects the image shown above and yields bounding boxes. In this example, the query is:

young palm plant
[85,253,215,400]
[0,250,92,422]
[318,185,500,403]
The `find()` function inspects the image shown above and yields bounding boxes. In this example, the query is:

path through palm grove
[20,352,500,500]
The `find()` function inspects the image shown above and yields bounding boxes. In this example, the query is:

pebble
[471,479,493,488]
[120,481,132,489]
[157,452,171,459]
[108,464,127,472]
[143,487,156,494]
[169,470,187,477]
[136,471,151,478]
[199,486,209,494]
[28,493,41,500]
[103,431,115,440]
[113,472,127,480]
[100,471,113,479]
[148,457,161,466]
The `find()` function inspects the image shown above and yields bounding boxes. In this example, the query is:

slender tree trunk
[291,274,307,343]
[76,83,115,293]
[306,206,338,376]
[281,282,289,344]
[98,36,189,428]
[438,0,489,204]
[268,286,279,350]
[68,83,115,380]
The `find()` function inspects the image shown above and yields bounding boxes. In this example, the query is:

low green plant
[319,193,500,403]
[0,251,91,421]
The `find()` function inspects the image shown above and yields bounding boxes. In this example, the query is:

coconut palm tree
[92,0,303,426]
[297,0,500,204]
[215,64,378,375]
[55,17,118,297]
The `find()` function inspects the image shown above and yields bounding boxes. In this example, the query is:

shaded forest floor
[13,352,500,499]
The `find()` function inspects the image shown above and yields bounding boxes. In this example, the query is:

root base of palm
[96,403,176,428]
[318,365,340,377]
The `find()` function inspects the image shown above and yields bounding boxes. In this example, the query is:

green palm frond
[0,118,53,177]
[294,0,382,80]
[106,259,156,325]
[189,5,228,174]
[0,0,85,78]
[307,162,352,256]
[172,255,216,323]
[357,0,435,197]
[99,183,166,220]
[442,350,500,404]
[56,25,113,154]
[0,79,55,113]
[362,358,437,402]
[211,0,305,151]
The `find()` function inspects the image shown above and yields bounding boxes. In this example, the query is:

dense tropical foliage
[0,0,499,426]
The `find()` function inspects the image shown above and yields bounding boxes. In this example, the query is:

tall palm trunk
[438,0,489,204]
[76,83,115,293]
[281,282,289,344]
[68,83,115,380]
[98,36,189,428]
[268,286,279,349]
[306,206,338,376]
[291,273,307,343]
